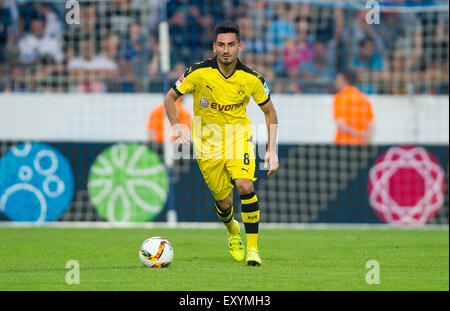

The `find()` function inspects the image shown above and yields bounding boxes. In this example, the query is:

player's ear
[238,41,243,51]
[213,42,216,53]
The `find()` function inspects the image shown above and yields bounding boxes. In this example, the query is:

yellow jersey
[172,56,270,159]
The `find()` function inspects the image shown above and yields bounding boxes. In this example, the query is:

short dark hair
[340,70,357,85]
[359,37,374,48]
[214,22,240,42]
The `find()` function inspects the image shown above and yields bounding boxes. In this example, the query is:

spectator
[103,34,119,61]
[67,37,119,93]
[283,18,313,78]
[353,38,387,93]
[17,1,42,35]
[136,0,160,33]
[272,81,285,94]
[266,3,297,51]
[169,61,187,83]
[147,97,192,143]
[168,6,203,65]
[332,8,349,72]
[169,10,190,64]
[312,6,336,43]
[386,49,411,94]
[0,0,14,64]
[285,80,300,94]
[2,0,448,95]
[17,17,64,65]
[118,23,151,91]
[431,12,448,68]
[333,71,375,145]
[291,3,312,20]
[100,0,141,41]
[167,0,190,20]
[13,15,65,91]
[199,12,215,51]
[147,42,160,79]
[375,11,423,72]
[425,12,449,94]
[0,0,18,91]
[41,3,63,40]
[247,0,271,39]
[63,2,102,61]
[351,9,385,57]
[222,0,244,21]
[239,15,271,56]
[185,5,203,62]
[197,0,226,25]
[299,40,336,93]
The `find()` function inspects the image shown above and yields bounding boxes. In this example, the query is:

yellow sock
[228,219,240,236]
[246,233,258,251]
[240,192,260,251]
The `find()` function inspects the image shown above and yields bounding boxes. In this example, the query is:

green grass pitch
[0,227,448,291]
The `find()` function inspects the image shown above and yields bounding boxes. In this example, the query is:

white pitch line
[0,221,447,230]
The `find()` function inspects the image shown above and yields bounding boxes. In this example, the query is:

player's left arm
[363,121,374,143]
[259,100,279,176]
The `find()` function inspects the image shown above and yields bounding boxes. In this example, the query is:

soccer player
[164,22,279,266]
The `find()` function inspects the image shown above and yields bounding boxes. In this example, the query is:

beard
[218,54,234,65]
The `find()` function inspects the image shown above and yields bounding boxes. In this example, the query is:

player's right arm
[164,88,181,126]
[335,118,366,137]
[164,88,191,145]
[165,64,198,144]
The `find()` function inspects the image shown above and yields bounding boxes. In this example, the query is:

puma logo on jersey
[206,85,213,92]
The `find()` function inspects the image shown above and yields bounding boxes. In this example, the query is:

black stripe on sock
[243,222,259,234]
[241,202,259,213]
[239,192,256,200]
[222,216,233,224]
[215,203,233,219]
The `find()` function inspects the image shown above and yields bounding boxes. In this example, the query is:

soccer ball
[139,237,174,268]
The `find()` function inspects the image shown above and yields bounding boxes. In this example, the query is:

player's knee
[216,200,232,212]
[236,179,254,195]
[216,192,233,211]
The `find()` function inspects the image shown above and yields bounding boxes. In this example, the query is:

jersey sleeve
[172,66,196,95]
[252,75,271,106]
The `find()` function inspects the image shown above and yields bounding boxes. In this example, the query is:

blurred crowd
[0,0,448,94]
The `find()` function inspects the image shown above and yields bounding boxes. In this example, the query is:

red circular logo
[368,146,445,226]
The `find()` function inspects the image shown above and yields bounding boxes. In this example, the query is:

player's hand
[172,123,191,145]
[361,128,373,144]
[362,132,371,144]
[264,151,279,176]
